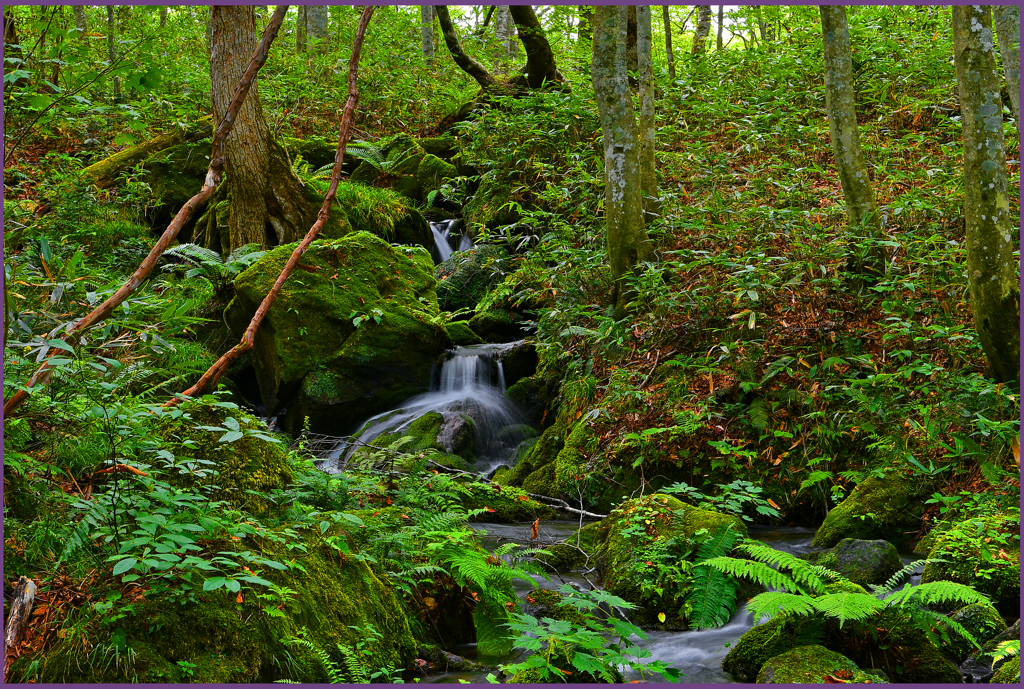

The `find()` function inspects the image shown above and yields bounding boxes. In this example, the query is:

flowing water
[430,218,474,264]
[323,343,529,473]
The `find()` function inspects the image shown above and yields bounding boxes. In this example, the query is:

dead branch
[3,6,291,419]
[3,576,37,682]
[168,6,376,406]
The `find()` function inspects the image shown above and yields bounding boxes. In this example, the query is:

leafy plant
[277,625,403,684]
[161,243,266,299]
[684,524,744,629]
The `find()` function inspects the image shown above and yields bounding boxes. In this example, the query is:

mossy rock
[358,411,475,465]
[419,135,457,157]
[281,136,337,169]
[469,305,525,343]
[332,182,432,249]
[349,160,379,185]
[13,529,415,683]
[756,645,875,684]
[497,420,566,489]
[496,341,537,389]
[141,140,212,221]
[416,154,457,199]
[537,521,608,571]
[523,588,587,627]
[444,320,484,345]
[463,174,519,231]
[813,538,901,588]
[224,233,447,437]
[458,481,556,523]
[156,405,292,512]
[812,475,931,548]
[551,421,599,495]
[723,615,806,682]
[435,244,509,313]
[504,374,557,427]
[992,656,1020,683]
[920,511,1020,616]
[938,603,1006,663]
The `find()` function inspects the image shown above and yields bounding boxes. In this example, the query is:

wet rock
[812,475,932,548]
[756,645,877,684]
[435,244,508,313]
[495,340,537,388]
[811,538,901,587]
[961,619,1020,682]
[938,603,1006,664]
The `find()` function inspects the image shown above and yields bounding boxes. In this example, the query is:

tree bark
[421,5,434,65]
[637,6,659,218]
[993,5,1020,123]
[107,6,121,101]
[592,5,655,320]
[296,5,306,53]
[663,6,676,79]
[626,6,638,78]
[3,577,36,682]
[509,5,563,88]
[819,5,882,276]
[306,5,328,55]
[495,6,516,61]
[578,5,593,44]
[952,5,1019,383]
[435,6,497,88]
[211,5,316,251]
[717,5,724,51]
[692,5,712,58]
[73,6,87,36]
[159,7,167,28]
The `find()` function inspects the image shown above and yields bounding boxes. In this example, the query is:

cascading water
[323,343,529,474]
[430,218,474,264]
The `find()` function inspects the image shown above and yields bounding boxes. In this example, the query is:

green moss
[463,175,519,231]
[332,182,431,249]
[537,521,608,571]
[722,615,805,682]
[360,411,475,464]
[498,420,566,488]
[444,320,484,345]
[469,305,522,343]
[815,538,901,587]
[756,645,873,684]
[348,160,378,185]
[416,154,457,198]
[142,141,212,214]
[939,603,1006,663]
[552,422,599,494]
[992,656,1020,683]
[281,136,336,169]
[459,482,556,523]
[435,244,509,313]
[419,135,456,156]
[812,475,930,548]
[156,405,292,512]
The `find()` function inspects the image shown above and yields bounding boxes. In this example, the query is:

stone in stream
[811,475,932,548]
[936,602,1006,664]
[807,537,901,587]
[435,244,508,313]
[960,619,1020,682]
[755,645,879,684]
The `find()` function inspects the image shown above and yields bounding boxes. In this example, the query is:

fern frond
[162,243,223,267]
[695,524,743,561]
[687,563,738,629]
[227,243,266,263]
[871,559,929,595]
[445,550,490,589]
[347,141,386,169]
[700,556,804,594]
[884,580,992,609]
[337,644,368,683]
[396,564,448,581]
[735,541,827,594]
[746,591,818,621]
[810,592,885,628]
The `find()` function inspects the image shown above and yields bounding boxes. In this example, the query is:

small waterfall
[430,218,474,264]
[325,343,528,473]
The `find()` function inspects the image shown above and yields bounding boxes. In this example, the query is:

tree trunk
[296,5,306,53]
[717,5,724,51]
[663,6,675,79]
[819,5,882,276]
[637,6,658,218]
[73,6,87,36]
[421,5,434,65]
[107,6,121,101]
[952,5,1019,383]
[509,5,563,88]
[306,6,328,55]
[993,5,1020,123]
[578,5,593,44]
[495,6,516,60]
[210,5,316,251]
[692,5,712,58]
[435,6,497,88]
[159,7,167,28]
[592,5,655,319]
[626,6,638,78]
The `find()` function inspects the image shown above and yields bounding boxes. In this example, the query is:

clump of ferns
[161,243,265,301]
[702,542,991,651]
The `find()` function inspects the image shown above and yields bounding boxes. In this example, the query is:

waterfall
[430,218,474,264]
[325,343,528,473]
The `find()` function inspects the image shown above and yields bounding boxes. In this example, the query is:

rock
[812,538,901,588]
[505,375,555,427]
[756,645,877,684]
[536,521,609,572]
[224,233,448,437]
[812,475,931,548]
[80,120,212,188]
[416,154,457,199]
[463,173,519,232]
[333,182,432,250]
[355,411,475,468]
[444,320,484,346]
[469,305,527,343]
[140,140,212,229]
[938,603,1006,663]
[991,657,1020,683]
[281,136,338,170]
[435,244,509,313]
[920,511,1020,616]
[495,340,537,389]
[961,619,1020,681]
[419,135,457,157]
[723,616,805,682]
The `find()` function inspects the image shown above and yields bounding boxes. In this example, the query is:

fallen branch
[94,464,149,477]
[3,6,291,419]
[3,576,37,682]
[168,6,376,405]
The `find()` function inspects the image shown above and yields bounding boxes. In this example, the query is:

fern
[346,141,388,170]
[700,556,804,594]
[745,591,819,620]
[685,525,743,629]
[809,591,886,627]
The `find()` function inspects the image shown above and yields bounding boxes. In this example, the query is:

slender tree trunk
[421,5,434,65]
[993,5,1020,123]
[107,6,120,101]
[692,5,712,58]
[819,5,882,276]
[626,6,638,78]
[578,5,593,44]
[495,6,516,60]
[592,5,655,319]
[159,7,167,28]
[509,5,563,87]
[755,5,767,41]
[306,6,328,55]
[73,6,87,37]
[717,5,724,50]
[211,5,316,251]
[637,6,659,218]
[50,8,63,89]
[952,5,1019,383]
[435,6,497,88]
[296,5,306,53]
[663,6,676,79]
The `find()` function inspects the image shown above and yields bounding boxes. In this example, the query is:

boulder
[937,603,1006,663]
[495,340,537,389]
[812,475,931,548]
[224,233,448,437]
[961,620,1021,681]
[812,538,902,588]
[444,320,484,346]
[723,616,806,682]
[332,182,432,250]
[469,304,527,343]
[463,173,519,232]
[435,244,509,313]
[991,656,1020,683]
[504,375,556,427]
[756,645,877,684]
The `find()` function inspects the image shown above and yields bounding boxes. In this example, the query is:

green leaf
[113,557,138,575]
[203,577,227,591]
[219,430,244,443]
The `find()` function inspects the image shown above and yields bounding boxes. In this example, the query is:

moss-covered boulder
[14,529,415,683]
[420,135,457,157]
[281,136,337,169]
[332,182,432,249]
[992,656,1020,683]
[812,538,902,588]
[812,475,931,548]
[920,511,1020,616]
[140,140,212,227]
[359,411,475,468]
[496,340,537,389]
[469,304,525,343]
[156,404,291,512]
[723,616,806,682]
[505,374,556,427]
[463,174,519,232]
[938,603,1006,663]
[444,320,484,346]
[756,645,877,684]
[435,244,508,313]
[224,233,448,437]
[537,521,609,572]
[417,154,457,199]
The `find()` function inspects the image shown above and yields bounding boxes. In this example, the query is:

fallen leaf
[657,612,666,623]
[767,498,779,509]
[1013,437,1019,465]
[236,592,243,604]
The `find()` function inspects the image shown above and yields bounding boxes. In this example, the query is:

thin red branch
[3,6,291,418]
[168,6,376,406]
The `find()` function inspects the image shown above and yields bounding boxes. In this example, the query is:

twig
[3,6,292,418]
[168,6,375,405]
[3,577,37,682]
